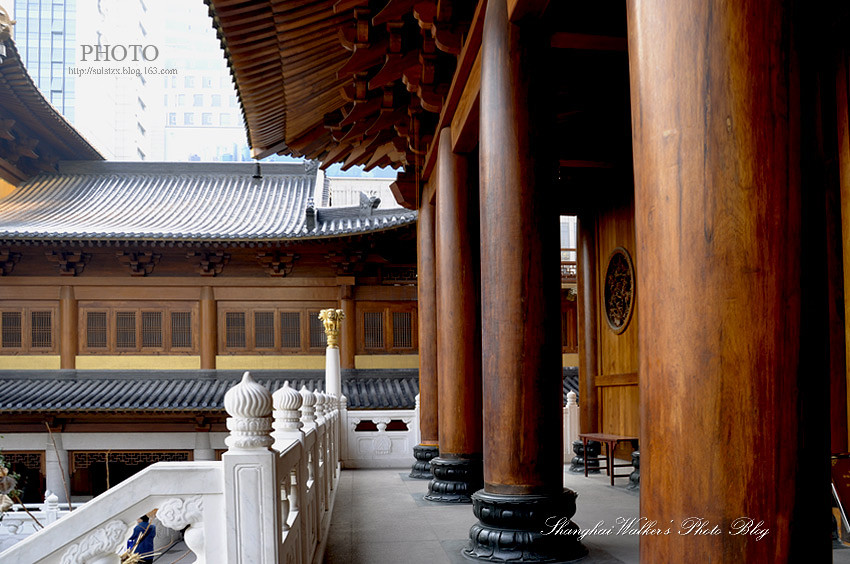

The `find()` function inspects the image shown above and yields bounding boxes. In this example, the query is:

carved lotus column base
[568,440,601,474]
[627,450,640,491]
[410,444,439,479]
[464,490,588,563]
[424,456,483,503]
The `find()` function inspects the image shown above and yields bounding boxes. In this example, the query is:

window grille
[87,312,108,348]
[392,311,413,348]
[254,311,275,349]
[170,311,192,349]
[226,312,246,348]
[281,312,301,349]
[31,311,52,348]
[116,312,137,349]
[364,312,384,349]
[309,312,327,348]
[1,312,22,348]
[141,311,162,348]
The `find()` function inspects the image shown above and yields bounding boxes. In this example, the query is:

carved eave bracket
[187,251,230,277]
[256,251,299,277]
[324,250,365,275]
[117,251,161,276]
[45,250,91,276]
[0,249,21,275]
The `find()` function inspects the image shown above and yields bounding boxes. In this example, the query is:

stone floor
[324,466,641,564]
[323,466,850,564]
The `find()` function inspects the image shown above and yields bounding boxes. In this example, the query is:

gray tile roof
[0,369,420,412]
[0,161,416,242]
[0,368,579,413]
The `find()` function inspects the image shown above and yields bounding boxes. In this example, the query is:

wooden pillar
[628,0,826,560]
[466,0,585,560]
[339,286,355,370]
[59,286,77,370]
[837,52,850,452]
[576,215,599,433]
[199,286,217,370]
[425,127,482,502]
[411,193,439,478]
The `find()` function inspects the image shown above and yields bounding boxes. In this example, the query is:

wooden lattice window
[170,311,192,349]
[309,312,327,349]
[363,312,384,349]
[226,312,246,349]
[141,311,162,348]
[254,311,275,349]
[86,311,108,349]
[30,311,52,349]
[280,312,301,349]
[1,311,22,348]
[392,311,413,349]
[116,311,137,349]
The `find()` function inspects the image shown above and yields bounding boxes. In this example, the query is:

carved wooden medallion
[604,247,635,334]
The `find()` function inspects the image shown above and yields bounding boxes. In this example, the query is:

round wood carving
[604,247,635,334]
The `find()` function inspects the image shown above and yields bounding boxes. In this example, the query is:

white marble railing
[342,408,417,468]
[0,373,341,564]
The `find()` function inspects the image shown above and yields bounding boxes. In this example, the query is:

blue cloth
[128,521,156,558]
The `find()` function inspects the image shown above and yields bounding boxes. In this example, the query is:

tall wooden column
[628,0,825,561]
[339,285,356,370]
[59,286,77,370]
[576,215,599,433]
[199,286,217,370]
[465,0,585,560]
[425,128,482,503]
[411,195,439,478]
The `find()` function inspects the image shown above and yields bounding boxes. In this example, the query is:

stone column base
[464,489,588,563]
[567,440,601,474]
[410,444,439,479]
[627,450,640,491]
[424,456,483,503]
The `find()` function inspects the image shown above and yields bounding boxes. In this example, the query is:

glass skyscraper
[12,0,76,122]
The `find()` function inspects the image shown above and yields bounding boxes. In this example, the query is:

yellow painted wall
[0,355,61,369]
[562,353,579,367]
[354,354,419,369]
[75,356,201,369]
[216,355,326,370]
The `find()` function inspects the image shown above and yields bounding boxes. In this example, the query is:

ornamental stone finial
[318,308,344,348]
[273,381,303,433]
[224,372,273,450]
[299,385,317,428]
[0,5,16,43]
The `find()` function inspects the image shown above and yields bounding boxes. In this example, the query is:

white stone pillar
[563,391,580,462]
[44,433,70,505]
[318,309,344,398]
[193,432,216,461]
[222,372,280,564]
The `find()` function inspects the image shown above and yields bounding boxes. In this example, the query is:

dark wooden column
[59,285,77,369]
[628,0,826,561]
[465,0,585,560]
[576,215,599,433]
[411,193,439,478]
[425,128,482,503]
[199,286,217,370]
[339,285,356,370]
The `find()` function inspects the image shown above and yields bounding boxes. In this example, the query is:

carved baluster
[281,470,291,532]
[272,381,304,452]
[299,386,317,429]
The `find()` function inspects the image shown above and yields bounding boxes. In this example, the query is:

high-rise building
[11,0,76,122]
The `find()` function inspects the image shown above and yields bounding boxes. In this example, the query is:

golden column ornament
[318,308,345,349]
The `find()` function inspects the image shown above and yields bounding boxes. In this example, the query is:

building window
[220,113,231,126]
[167,112,176,126]
[226,312,246,349]
[184,113,194,126]
[363,312,384,350]
[254,311,275,349]
[193,94,203,107]
[184,76,195,88]
[86,311,108,349]
[31,311,53,349]
[80,305,196,353]
[202,76,212,88]
[392,311,413,349]
[178,94,185,106]
[280,312,301,349]
[1,312,22,348]
[211,94,221,107]
[202,112,213,126]
[309,312,327,349]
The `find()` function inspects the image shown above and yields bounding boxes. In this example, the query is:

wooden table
[578,432,639,486]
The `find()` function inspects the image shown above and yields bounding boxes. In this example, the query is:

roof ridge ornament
[0,4,15,43]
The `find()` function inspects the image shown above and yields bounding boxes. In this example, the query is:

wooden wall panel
[599,385,639,436]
